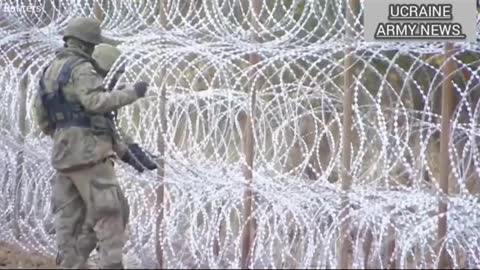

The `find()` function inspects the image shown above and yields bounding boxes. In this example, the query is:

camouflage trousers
[52,158,129,269]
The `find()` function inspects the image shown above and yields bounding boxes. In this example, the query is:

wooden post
[94,0,105,21]
[437,42,455,269]
[338,0,357,268]
[155,1,168,269]
[241,0,261,268]
[386,220,396,269]
[213,208,220,259]
[155,79,167,269]
[241,55,257,269]
[13,66,29,238]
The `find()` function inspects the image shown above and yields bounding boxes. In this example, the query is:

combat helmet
[63,17,105,45]
[92,43,122,73]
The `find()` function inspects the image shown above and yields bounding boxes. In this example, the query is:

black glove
[120,143,158,173]
[133,81,148,97]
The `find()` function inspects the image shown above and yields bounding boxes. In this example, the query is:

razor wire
[1,0,480,268]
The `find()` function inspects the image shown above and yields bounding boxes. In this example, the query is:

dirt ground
[0,242,57,269]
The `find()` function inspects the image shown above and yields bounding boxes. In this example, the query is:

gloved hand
[120,143,158,173]
[133,81,148,97]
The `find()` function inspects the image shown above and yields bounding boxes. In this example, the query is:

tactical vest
[38,53,99,130]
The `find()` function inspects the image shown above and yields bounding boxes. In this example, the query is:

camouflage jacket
[33,46,141,171]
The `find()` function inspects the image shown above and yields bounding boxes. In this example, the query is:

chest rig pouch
[38,56,91,130]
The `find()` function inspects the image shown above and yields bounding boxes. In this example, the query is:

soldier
[92,42,158,231]
[32,17,156,269]
[92,43,158,174]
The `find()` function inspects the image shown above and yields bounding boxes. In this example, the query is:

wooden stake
[438,41,455,269]
[94,1,105,22]
[13,68,28,239]
[338,0,357,268]
[241,1,261,268]
[155,1,168,268]
[386,220,397,269]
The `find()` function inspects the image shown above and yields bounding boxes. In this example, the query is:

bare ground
[0,242,57,269]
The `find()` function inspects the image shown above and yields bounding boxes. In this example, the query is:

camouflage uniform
[33,17,148,269]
